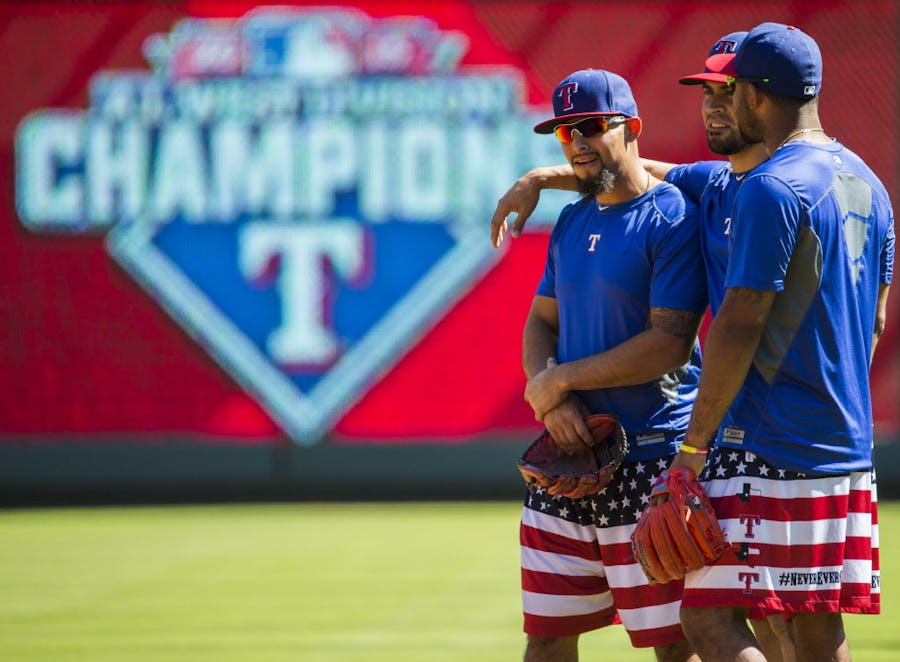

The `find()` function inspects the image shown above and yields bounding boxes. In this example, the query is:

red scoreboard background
[1,1,897,498]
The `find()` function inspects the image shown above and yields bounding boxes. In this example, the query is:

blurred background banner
[2,1,898,501]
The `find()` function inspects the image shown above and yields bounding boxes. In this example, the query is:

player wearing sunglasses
[516,68,707,662]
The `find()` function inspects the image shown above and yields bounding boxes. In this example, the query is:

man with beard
[492,35,798,662]
[491,31,764,317]
[516,68,707,662]
[669,23,891,661]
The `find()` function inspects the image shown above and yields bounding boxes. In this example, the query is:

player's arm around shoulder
[490,164,578,247]
[664,159,728,205]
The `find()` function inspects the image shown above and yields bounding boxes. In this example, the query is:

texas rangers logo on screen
[14,7,563,445]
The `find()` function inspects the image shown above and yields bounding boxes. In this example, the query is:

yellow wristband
[679,442,709,455]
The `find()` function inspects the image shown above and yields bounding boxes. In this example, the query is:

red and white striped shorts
[682,447,880,615]
[520,456,688,648]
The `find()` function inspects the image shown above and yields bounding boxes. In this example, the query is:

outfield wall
[2,1,898,504]
[3,439,900,505]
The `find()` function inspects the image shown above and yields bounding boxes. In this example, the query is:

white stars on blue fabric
[523,457,666,528]
[699,448,813,482]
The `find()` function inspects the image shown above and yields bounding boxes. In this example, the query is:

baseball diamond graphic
[106,215,500,443]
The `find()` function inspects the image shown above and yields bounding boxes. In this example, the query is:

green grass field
[0,501,897,661]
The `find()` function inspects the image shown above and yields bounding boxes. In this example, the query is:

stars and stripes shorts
[681,447,880,616]
[519,455,688,648]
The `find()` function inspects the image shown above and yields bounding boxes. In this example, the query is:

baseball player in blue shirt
[518,68,707,661]
[671,23,892,662]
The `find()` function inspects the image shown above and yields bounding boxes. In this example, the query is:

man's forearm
[529,161,678,192]
[528,164,578,192]
[640,158,677,180]
[550,326,696,392]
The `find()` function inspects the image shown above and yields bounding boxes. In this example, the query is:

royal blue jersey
[666,160,738,314]
[720,140,895,474]
[537,182,708,460]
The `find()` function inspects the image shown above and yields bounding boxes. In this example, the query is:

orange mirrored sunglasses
[554,116,628,143]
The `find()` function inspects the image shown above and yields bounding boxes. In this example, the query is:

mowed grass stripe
[0,502,897,661]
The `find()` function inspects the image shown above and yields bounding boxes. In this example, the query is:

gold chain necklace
[776,127,828,151]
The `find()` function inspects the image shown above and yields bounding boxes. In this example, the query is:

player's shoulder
[648,180,700,225]
[666,160,733,207]
[831,142,892,203]
[738,150,804,200]
[744,140,891,207]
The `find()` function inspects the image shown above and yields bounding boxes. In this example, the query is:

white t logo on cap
[558,82,579,111]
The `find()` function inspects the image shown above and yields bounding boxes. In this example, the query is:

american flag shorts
[682,447,879,616]
[519,455,688,648]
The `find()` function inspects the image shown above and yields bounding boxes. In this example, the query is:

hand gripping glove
[517,413,628,499]
[630,466,729,584]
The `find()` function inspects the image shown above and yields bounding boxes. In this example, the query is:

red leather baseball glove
[630,466,729,583]
[517,413,628,499]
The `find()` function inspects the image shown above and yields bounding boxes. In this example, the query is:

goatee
[577,169,617,197]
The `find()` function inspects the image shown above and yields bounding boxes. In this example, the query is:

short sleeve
[535,210,566,298]
[665,160,725,205]
[648,201,709,314]
[726,174,802,292]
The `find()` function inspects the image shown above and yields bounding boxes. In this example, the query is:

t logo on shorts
[739,571,760,595]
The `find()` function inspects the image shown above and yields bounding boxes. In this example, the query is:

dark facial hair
[707,130,750,156]
[576,168,617,197]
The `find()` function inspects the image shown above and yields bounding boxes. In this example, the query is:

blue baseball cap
[533,69,638,134]
[678,31,748,85]
[730,22,822,99]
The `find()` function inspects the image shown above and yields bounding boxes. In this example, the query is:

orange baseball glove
[630,466,729,583]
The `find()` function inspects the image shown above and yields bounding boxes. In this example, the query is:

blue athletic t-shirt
[720,140,895,474]
[666,160,737,314]
[537,182,708,460]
